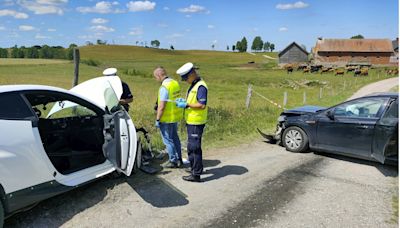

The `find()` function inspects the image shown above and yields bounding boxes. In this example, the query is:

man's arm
[188,85,207,109]
[157,101,166,120]
[119,97,133,105]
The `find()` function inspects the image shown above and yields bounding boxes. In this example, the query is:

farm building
[391,38,399,63]
[278,42,309,64]
[313,38,395,66]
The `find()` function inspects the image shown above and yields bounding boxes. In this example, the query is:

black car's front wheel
[283,126,309,153]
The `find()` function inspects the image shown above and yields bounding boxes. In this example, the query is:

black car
[259,93,398,164]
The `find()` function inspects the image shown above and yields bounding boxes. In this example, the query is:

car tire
[282,126,309,153]
[0,199,4,228]
[132,140,142,173]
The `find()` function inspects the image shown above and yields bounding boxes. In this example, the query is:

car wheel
[133,140,142,173]
[0,199,4,228]
[282,126,309,153]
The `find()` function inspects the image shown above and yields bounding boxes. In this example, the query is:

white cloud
[19,25,35,31]
[90,25,115,32]
[207,25,214,29]
[0,26,5,30]
[129,27,143,36]
[91,18,108,24]
[112,1,119,5]
[212,40,217,44]
[0,9,29,19]
[166,33,183,39]
[178,5,208,14]
[77,1,123,14]
[126,1,156,12]
[18,0,67,15]
[163,6,169,11]
[279,27,288,31]
[276,1,309,10]
[78,34,103,40]
[47,28,56,31]
[35,33,51,39]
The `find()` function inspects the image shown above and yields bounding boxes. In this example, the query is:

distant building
[313,38,394,66]
[278,42,309,64]
[391,38,399,63]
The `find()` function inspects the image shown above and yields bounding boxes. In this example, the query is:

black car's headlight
[277,115,286,122]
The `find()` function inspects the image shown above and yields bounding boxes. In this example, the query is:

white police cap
[103,67,118,76]
[176,62,194,77]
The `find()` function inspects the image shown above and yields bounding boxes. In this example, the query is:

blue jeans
[159,122,182,163]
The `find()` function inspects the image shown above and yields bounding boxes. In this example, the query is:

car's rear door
[372,98,398,163]
[316,97,388,158]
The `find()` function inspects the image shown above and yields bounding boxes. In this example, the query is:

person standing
[176,62,208,182]
[153,66,184,168]
[103,68,133,112]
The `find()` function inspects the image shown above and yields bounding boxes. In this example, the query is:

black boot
[182,175,201,182]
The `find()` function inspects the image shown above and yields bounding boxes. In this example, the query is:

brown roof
[315,39,393,53]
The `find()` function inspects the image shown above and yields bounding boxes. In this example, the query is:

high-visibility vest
[185,80,208,125]
[158,78,183,123]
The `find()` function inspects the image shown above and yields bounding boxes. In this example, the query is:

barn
[313,38,394,66]
[278,42,309,64]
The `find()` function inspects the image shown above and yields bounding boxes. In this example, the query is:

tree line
[0,44,78,60]
[229,36,275,53]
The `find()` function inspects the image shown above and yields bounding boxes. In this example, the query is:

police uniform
[176,63,208,181]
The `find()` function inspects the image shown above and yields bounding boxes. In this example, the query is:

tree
[11,45,19,58]
[86,41,94,46]
[251,36,263,52]
[0,48,8,58]
[39,45,53,59]
[227,45,229,51]
[24,47,39,58]
[232,45,236,52]
[170,45,174,50]
[96,39,107,45]
[351,34,364,39]
[211,44,215,50]
[239,37,248,52]
[270,43,275,52]
[236,41,242,52]
[263,42,270,52]
[150,40,160,48]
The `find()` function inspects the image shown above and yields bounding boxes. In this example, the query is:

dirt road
[5,79,398,228]
[348,77,398,100]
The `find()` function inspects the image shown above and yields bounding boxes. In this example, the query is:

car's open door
[372,99,398,164]
[63,76,138,176]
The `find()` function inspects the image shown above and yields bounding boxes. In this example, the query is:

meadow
[0,45,397,150]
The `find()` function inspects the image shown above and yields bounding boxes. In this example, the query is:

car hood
[283,105,326,115]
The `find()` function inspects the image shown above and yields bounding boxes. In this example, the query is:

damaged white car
[0,76,141,226]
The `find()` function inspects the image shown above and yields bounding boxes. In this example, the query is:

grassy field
[0,45,398,150]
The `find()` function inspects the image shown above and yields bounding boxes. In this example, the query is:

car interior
[24,92,107,175]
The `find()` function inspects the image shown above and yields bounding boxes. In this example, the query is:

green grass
[0,45,397,150]
[0,58,69,65]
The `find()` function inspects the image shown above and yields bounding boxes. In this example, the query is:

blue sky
[0,0,398,51]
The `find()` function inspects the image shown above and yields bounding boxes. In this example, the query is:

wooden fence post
[283,92,288,108]
[319,88,323,99]
[303,91,306,104]
[72,48,80,87]
[246,84,252,109]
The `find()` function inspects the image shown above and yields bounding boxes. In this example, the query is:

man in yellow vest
[176,62,208,182]
[153,66,184,168]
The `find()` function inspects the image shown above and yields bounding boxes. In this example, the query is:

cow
[335,69,345,76]
[354,67,368,76]
[320,67,332,74]
[303,66,311,73]
[310,65,322,73]
[284,64,294,74]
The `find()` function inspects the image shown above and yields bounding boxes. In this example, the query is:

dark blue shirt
[121,81,133,111]
[188,78,207,105]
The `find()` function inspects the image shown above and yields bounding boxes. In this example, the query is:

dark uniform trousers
[187,124,205,176]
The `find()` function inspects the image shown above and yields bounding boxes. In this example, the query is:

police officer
[153,66,184,168]
[176,62,208,182]
[103,68,133,111]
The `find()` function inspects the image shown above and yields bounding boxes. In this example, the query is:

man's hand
[155,120,160,128]
[175,98,187,108]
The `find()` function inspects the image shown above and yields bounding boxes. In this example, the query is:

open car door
[48,76,138,176]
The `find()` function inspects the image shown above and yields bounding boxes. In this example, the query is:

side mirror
[326,110,335,120]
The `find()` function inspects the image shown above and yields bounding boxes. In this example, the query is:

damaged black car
[259,93,398,165]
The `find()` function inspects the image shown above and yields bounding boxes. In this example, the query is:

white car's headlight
[277,115,286,122]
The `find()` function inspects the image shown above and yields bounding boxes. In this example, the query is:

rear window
[0,92,34,120]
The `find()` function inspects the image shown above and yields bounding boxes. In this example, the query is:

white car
[0,76,141,226]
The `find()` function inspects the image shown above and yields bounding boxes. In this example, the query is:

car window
[379,99,398,126]
[24,92,98,119]
[0,92,34,120]
[333,97,388,118]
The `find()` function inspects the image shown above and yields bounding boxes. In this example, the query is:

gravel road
[4,78,398,228]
